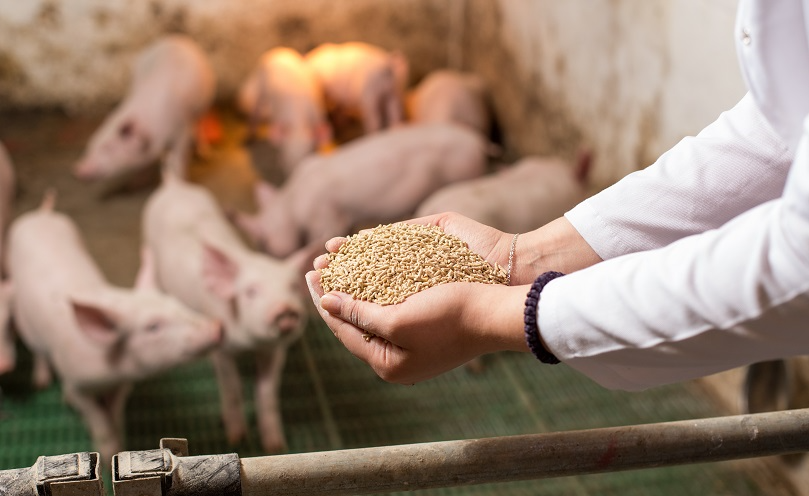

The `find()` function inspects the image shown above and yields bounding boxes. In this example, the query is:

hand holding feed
[305,218,529,384]
[305,271,527,384]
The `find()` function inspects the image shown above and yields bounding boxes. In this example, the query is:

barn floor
[0,107,799,495]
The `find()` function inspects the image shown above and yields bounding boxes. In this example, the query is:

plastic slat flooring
[0,319,769,495]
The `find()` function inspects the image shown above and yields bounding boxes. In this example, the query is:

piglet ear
[202,243,239,300]
[71,300,123,346]
[134,246,158,292]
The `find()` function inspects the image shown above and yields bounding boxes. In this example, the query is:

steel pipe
[240,408,809,495]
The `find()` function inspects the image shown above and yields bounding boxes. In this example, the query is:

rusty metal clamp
[0,451,103,496]
[112,438,241,496]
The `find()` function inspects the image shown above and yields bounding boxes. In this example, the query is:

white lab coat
[541,0,809,390]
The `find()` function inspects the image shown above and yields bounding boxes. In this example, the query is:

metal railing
[2,408,808,496]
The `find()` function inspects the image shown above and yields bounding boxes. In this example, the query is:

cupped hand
[305,269,528,385]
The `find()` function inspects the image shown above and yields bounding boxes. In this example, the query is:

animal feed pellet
[319,223,507,305]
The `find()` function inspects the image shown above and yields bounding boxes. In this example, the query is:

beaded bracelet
[524,271,565,364]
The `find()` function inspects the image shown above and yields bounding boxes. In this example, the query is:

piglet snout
[273,308,302,335]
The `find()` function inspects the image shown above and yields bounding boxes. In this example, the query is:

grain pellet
[319,223,507,305]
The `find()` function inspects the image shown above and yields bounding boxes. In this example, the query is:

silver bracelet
[507,233,519,286]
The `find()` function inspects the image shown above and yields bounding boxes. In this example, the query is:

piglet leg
[360,94,383,134]
[63,384,122,467]
[384,93,404,128]
[255,345,288,453]
[0,329,15,375]
[108,383,133,455]
[32,353,52,389]
[211,349,247,445]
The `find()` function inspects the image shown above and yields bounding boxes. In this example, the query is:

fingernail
[320,293,342,314]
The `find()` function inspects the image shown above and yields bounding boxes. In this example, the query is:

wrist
[510,217,602,284]
[464,283,532,353]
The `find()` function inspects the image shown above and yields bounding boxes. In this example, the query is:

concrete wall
[468,0,745,187]
[0,0,451,110]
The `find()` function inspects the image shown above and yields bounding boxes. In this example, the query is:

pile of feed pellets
[319,222,508,305]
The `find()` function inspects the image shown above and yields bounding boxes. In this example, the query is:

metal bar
[0,467,32,496]
[240,408,809,495]
[113,438,240,496]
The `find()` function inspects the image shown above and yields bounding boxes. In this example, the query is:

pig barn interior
[1,1,809,495]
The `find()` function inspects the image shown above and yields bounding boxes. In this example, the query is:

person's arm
[304,116,809,389]
[567,93,792,261]
[539,116,809,390]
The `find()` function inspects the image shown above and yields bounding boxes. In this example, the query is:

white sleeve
[539,115,809,391]
[565,93,792,261]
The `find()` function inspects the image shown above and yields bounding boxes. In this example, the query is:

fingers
[306,270,407,376]
[319,291,391,337]
[324,236,348,253]
[305,270,324,299]
[305,270,383,344]
[313,253,330,270]
[310,237,347,270]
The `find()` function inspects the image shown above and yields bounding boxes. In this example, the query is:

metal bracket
[0,451,103,496]
[35,452,104,496]
[112,438,241,496]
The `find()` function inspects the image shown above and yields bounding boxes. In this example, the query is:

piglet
[238,47,332,174]
[0,141,14,269]
[233,122,489,260]
[0,280,12,376]
[142,173,307,453]
[0,141,15,374]
[416,153,592,233]
[305,41,408,134]
[407,69,491,137]
[7,190,222,463]
[73,34,216,181]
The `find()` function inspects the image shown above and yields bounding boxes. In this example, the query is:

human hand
[305,214,529,384]
[306,270,528,384]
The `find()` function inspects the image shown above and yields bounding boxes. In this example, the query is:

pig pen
[0,1,805,495]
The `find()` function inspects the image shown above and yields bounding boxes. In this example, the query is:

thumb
[320,292,376,331]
